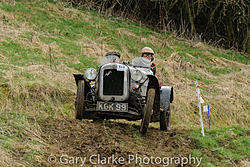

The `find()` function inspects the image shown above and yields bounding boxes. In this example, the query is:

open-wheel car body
[73,54,173,134]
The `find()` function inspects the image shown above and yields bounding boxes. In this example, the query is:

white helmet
[141,47,154,54]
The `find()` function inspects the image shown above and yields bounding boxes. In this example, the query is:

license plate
[97,101,128,112]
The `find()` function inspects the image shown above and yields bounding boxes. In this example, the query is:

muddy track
[38,118,197,167]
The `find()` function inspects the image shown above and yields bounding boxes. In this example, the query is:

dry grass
[240,160,250,167]
[1,65,76,116]
[0,148,20,167]
[0,109,48,166]
[80,36,111,60]
[117,28,138,38]
[154,48,250,128]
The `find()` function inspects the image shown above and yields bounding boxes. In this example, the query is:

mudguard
[73,74,85,86]
[160,86,173,110]
[147,75,160,113]
[73,74,91,96]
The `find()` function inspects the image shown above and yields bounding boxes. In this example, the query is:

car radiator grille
[103,69,124,95]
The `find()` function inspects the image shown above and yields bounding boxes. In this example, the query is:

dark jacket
[151,63,162,87]
[151,63,156,75]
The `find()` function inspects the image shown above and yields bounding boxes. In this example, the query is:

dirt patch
[38,118,197,167]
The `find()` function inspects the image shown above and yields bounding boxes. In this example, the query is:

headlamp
[131,69,143,82]
[85,68,97,80]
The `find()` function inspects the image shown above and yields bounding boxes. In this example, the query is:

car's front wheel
[140,88,155,134]
[75,80,86,120]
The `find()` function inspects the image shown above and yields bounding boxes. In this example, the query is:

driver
[105,51,121,63]
[141,47,156,75]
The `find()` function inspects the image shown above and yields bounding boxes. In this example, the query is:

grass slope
[0,0,249,166]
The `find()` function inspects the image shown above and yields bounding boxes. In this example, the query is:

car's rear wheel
[140,88,155,134]
[75,80,86,120]
[160,105,171,130]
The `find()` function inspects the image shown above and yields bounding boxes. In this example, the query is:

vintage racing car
[73,52,173,134]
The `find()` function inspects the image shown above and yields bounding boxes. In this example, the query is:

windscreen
[100,55,120,65]
[131,57,151,68]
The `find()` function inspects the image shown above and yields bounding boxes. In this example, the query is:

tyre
[160,105,171,131]
[140,88,155,134]
[75,80,86,120]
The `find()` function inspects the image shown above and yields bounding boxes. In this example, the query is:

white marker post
[203,105,211,129]
[195,80,205,136]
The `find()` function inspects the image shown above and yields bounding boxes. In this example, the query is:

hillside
[0,0,249,166]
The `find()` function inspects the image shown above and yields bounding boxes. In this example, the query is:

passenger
[141,47,162,87]
[141,47,156,75]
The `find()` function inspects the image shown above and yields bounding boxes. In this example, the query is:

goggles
[142,53,153,58]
